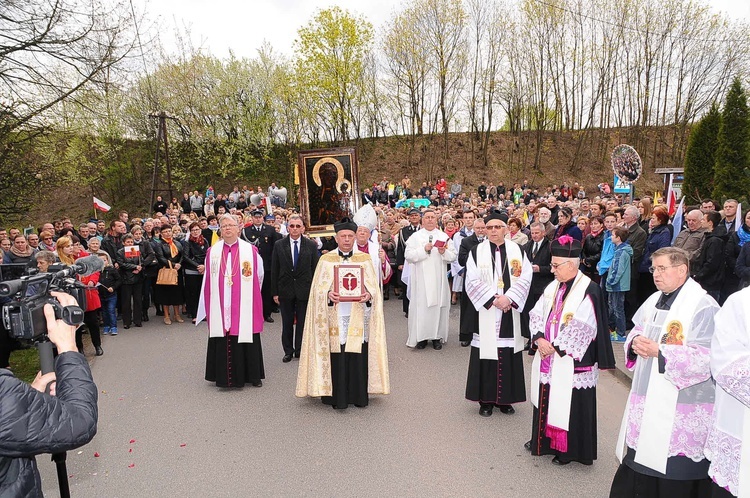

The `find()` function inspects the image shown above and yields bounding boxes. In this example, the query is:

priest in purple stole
[527,235,615,465]
[197,214,265,388]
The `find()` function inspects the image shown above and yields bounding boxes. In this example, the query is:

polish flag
[665,177,677,216]
[93,197,111,213]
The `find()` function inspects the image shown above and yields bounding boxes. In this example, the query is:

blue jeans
[608,291,626,337]
[102,295,117,332]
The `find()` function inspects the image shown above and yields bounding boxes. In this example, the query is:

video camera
[0,255,103,342]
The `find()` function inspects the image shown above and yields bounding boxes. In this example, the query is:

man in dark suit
[457,218,486,346]
[622,206,646,325]
[242,209,282,322]
[271,214,319,362]
[396,208,422,317]
[521,222,554,352]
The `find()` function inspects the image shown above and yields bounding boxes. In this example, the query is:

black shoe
[432,340,442,350]
[415,340,427,349]
[498,405,515,414]
[294,353,300,359]
[404,312,408,318]
[479,404,493,417]
[551,456,570,466]
[397,294,404,300]
[251,380,263,387]
[124,325,131,329]
[272,308,280,314]
[95,346,104,356]
[142,316,149,322]
[460,340,470,347]
[383,294,389,300]
[524,440,532,452]
[155,311,164,316]
[134,323,142,327]
[264,316,274,323]
[283,354,293,363]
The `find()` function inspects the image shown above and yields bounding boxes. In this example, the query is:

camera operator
[0,291,98,497]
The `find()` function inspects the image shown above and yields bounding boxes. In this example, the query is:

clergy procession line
[195,202,747,498]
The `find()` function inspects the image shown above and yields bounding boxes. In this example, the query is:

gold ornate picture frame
[297,147,360,234]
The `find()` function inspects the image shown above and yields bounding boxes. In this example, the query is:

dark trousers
[121,282,143,326]
[142,276,154,315]
[279,297,307,356]
[77,310,101,350]
[625,270,640,326]
[520,291,542,339]
[261,271,274,318]
[184,273,203,318]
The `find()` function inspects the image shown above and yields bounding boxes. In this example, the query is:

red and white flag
[124,245,141,259]
[93,197,111,213]
[665,177,677,216]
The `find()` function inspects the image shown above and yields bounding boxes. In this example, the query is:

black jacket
[396,224,420,267]
[270,236,320,301]
[0,353,97,497]
[693,225,728,291]
[100,234,123,263]
[182,237,210,271]
[581,230,605,279]
[154,239,184,268]
[736,242,750,289]
[98,265,122,298]
[523,238,554,297]
[152,200,168,215]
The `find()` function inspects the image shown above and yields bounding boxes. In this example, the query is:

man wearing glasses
[611,247,719,496]
[197,214,265,389]
[271,215,320,363]
[527,235,615,466]
[464,212,532,417]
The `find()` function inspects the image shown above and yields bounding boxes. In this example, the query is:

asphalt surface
[39,297,629,498]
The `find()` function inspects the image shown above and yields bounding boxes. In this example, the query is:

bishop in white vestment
[405,209,457,350]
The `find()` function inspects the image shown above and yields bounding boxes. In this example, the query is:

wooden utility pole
[148,111,176,209]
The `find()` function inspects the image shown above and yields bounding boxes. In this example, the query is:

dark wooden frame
[297,147,360,234]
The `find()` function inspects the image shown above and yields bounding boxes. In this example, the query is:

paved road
[40,299,628,497]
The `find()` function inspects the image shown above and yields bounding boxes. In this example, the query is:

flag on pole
[735,203,742,233]
[665,176,677,216]
[93,197,111,213]
[671,197,685,245]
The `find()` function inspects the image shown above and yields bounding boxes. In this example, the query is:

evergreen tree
[713,77,750,202]
[683,103,720,203]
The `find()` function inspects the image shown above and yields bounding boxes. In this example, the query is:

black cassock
[529,280,615,464]
[464,243,526,406]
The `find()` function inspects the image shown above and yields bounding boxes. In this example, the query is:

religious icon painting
[510,259,522,277]
[242,261,253,278]
[562,312,574,328]
[297,147,361,234]
[333,264,365,302]
[661,320,684,345]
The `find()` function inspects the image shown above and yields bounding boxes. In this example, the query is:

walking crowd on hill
[1,175,749,497]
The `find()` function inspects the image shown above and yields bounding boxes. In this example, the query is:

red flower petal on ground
[94,452,100,457]
[129,439,136,444]
[128,464,135,468]
[180,444,186,447]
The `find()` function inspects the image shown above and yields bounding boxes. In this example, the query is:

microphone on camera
[53,255,105,279]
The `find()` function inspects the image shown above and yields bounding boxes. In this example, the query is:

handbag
[156,261,179,286]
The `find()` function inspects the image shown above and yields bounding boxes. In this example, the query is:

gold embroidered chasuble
[296,252,390,398]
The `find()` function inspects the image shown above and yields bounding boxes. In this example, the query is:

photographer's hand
[45,291,79,354]
[31,371,57,396]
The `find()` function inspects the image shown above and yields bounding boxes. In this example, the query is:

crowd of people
[1,176,749,497]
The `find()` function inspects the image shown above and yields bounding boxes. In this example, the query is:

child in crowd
[605,227,632,341]
[97,251,121,336]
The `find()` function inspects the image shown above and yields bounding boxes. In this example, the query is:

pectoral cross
[497,279,504,290]
[226,274,234,286]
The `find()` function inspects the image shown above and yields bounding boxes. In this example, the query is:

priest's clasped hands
[630,335,659,359]
[492,294,513,313]
[328,290,372,303]
[536,338,556,359]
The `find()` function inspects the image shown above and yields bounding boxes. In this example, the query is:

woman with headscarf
[183,222,209,323]
[56,236,103,356]
[154,225,185,325]
[553,207,583,241]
